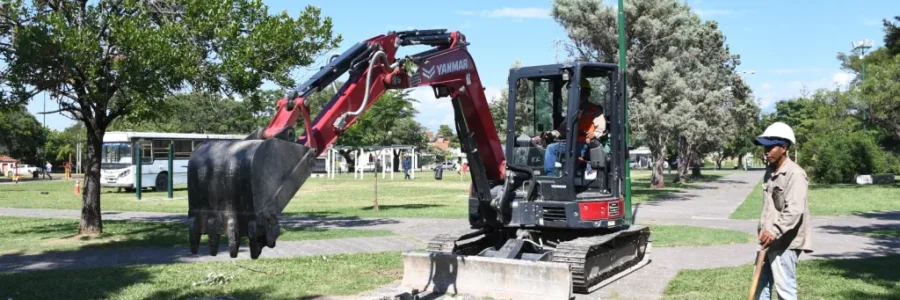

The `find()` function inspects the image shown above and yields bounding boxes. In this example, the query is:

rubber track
[426,229,493,256]
[551,228,651,293]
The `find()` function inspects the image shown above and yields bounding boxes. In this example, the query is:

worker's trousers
[755,247,801,300]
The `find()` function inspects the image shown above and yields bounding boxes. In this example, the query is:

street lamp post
[852,39,873,130]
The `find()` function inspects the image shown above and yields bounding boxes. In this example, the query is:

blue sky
[28,0,898,133]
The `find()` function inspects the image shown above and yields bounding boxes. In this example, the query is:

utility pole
[617,0,633,223]
[852,39,873,130]
[42,93,46,179]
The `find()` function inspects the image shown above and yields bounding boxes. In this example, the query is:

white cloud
[832,71,855,89]
[863,19,881,26]
[695,9,732,17]
[484,85,504,103]
[756,72,855,111]
[455,7,550,19]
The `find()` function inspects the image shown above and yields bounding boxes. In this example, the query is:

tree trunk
[339,150,356,173]
[79,128,104,234]
[651,146,667,189]
[715,152,724,170]
[392,149,401,172]
[737,155,746,171]
[675,139,687,184]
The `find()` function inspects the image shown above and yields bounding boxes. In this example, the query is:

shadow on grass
[853,211,900,222]
[808,183,900,190]
[813,255,900,300]
[0,216,392,270]
[0,267,153,299]
[145,286,270,300]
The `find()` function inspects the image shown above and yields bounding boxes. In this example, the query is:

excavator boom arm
[186,29,506,259]
[261,29,505,181]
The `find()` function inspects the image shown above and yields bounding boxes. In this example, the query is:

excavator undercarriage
[186,29,651,299]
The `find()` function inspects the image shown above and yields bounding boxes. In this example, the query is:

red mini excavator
[186,29,651,299]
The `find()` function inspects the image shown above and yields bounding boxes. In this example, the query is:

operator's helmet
[754,122,796,147]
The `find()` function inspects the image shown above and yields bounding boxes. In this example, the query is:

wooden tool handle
[747,248,767,300]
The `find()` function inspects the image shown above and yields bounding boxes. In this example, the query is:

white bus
[100,131,245,192]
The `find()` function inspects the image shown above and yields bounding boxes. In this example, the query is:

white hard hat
[754,122,796,146]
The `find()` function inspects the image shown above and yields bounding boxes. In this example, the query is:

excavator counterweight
[186,28,651,299]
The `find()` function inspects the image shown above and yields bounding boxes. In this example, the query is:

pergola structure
[323,145,419,180]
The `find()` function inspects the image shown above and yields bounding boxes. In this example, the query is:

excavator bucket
[186,137,318,259]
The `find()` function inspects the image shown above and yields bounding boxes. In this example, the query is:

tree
[858,55,900,144]
[42,123,87,167]
[552,0,747,187]
[110,92,271,134]
[0,106,43,164]
[387,118,427,172]
[325,89,419,172]
[882,16,900,57]
[634,59,687,187]
[0,0,341,234]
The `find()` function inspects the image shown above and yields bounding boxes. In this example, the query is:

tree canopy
[0,0,341,233]
[0,105,43,164]
[552,0,758,187]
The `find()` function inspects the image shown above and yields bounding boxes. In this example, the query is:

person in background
[44,161,53,180]
[403,156,412,180]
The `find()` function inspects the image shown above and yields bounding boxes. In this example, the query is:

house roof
[0,155,18,163]
[431,139,451,151]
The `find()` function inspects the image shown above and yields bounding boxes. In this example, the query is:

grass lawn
[0,170,737,219]
[663,255,900,300]
[650,225,755,248]
[0,251,402,300]
[0,216,393,255]
[730,180,900,219]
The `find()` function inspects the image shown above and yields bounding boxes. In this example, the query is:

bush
[803,132,890,184]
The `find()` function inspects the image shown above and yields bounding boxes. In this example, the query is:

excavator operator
[543,78,607,176]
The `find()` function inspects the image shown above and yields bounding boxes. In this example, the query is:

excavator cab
[505,63,624,200]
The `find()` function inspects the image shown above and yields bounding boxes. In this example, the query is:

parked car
[432,162,458,171]
[6,164,41,176]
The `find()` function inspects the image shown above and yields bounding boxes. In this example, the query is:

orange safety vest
[577,106,599,142]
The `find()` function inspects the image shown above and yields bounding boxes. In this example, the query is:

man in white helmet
[751,121,812,300]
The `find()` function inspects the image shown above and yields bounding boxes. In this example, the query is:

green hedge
[803,132,892,184]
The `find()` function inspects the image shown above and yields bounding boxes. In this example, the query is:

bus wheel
[155,172,168,192]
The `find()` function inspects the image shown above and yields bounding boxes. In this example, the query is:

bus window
[101,142,133,165]
[152,140,171,159]
[174,140,192,159]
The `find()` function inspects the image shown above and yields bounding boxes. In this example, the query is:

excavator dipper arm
[186,29,505,259]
